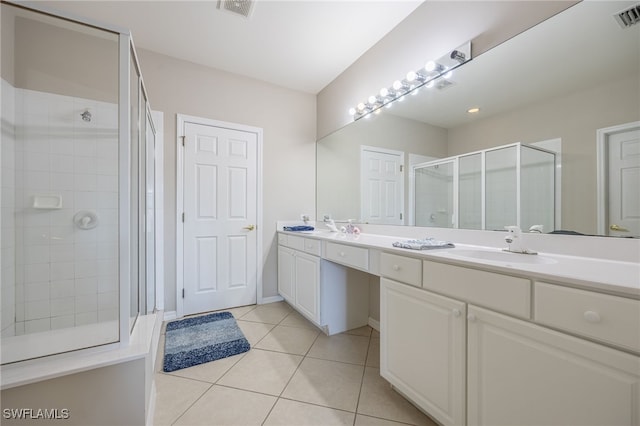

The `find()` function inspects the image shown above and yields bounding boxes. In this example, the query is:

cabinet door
[467,305,640,426]
[277,246,295,304]
[294,251,320,323]
[380,278,466,426]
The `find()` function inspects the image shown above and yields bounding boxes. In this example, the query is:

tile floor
[153,302,437,426]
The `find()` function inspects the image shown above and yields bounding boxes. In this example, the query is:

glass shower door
[414,160,456,228]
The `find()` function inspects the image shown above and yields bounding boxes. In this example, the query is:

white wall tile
[51,280,75,299]
[75,294,97,314]
[51,297,75,317]
[73,139,97,158]
[24,264,50,284]
[25,300,50,320]
[98,309,118,322]
[74,173,97,191]
[98,291,118,311]
[74,243,97,261]
[25,152,51,172]
[96,175,118,192]
[75,277,98,295]
[51,172,75,191]
[74,191,97,209]
[75,311,97,326]
[74,156,97,174]
[98,276,118,293]
[25,282,50,302]
[51,314,75,330]
[25,318,51,334]
[23,244,50,264]
[96,191,118,209]
[51,154,74,173]
[50,262,74,281]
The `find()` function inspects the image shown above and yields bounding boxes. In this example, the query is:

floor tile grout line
[353,334,372,426]
[169,382,214,426]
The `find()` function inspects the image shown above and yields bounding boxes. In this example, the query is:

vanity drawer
[380,252,422,287]
[534,282,640,353]
[325,242,369,271]
[280,234,305,250]
[303,238,321,256]
[423,260,531,318]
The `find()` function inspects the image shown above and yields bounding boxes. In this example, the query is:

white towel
[392,238,455,250]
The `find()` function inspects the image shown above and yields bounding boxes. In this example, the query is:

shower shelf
[32,194,62,209]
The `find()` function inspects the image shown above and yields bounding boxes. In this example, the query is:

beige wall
[447,73,640,234]
[317,1,577,139]
[136,49,316,311]
[14,15,118,102]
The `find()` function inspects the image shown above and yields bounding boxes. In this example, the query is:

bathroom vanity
[277,227,640,426]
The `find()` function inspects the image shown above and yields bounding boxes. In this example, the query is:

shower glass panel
[458,153,482,229]
[414,160,455,228]
[485,146,518,231]
[145,108,156,314]
[521,145,555,233]
[130,49,140,331]
[1,3,120,362]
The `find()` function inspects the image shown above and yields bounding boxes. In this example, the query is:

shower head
[81,110,92,122]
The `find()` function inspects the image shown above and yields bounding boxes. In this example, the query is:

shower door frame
[2,1,155,353]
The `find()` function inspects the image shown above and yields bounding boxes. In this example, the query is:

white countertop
[279,230,640,298]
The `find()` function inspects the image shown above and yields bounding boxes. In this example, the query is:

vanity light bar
[349,41,472,121]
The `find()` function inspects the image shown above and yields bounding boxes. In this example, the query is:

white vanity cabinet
[379,251,640,426]
[467,305,640,426]
[277,233,369,334]
[380,277,466,426]
[278,235,321,323]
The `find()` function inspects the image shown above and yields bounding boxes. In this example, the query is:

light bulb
[380,88,389,97]
[406,71,417,82]
[368,95,377,104]
[357,103,366,112]
[443,70,453,79]
[348,107,356,116]
[425,60,436,72]
[392,80,403,91]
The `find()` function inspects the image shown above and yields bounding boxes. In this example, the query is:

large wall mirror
[317,1,640,237]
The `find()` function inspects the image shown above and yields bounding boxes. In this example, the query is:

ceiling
[41,0,424,94]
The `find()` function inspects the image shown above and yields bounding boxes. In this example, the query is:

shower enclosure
[1,2,156,364]
[411,143,556,232]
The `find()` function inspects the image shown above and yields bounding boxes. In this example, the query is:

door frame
[596,121,640,236]
[176,114,263,319]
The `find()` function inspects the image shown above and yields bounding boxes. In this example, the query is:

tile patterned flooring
[153,302,437,426]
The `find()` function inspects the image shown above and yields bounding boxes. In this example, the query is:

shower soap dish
[33,194,62,209]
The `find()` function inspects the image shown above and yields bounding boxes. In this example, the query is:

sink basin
[451,249,557,265]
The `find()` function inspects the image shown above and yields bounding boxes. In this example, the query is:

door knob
[610,224,629,232]
[243,224,255,231]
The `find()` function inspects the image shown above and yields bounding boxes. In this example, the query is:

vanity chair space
[277,227,640,426]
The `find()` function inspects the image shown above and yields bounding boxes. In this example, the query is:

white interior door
[608,128,640,237]
[182,121,258,315]
[361,146,404,224]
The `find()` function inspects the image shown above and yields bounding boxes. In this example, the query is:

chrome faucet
[503,226,537,254]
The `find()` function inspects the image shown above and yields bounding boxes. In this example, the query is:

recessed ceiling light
[467,107,480,114]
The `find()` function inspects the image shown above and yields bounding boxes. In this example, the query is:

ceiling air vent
[218,0,255,19]
[614,4,640,28]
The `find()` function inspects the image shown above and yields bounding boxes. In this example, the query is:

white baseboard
[368,317,380,332]
[163,311,177,321]
[260,295,284,305]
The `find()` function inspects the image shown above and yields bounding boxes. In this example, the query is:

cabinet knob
[467,313,477,322]
[392,264,400,271]
[452,309,461,318]
[339,251,346,257]
[583,311,601,324]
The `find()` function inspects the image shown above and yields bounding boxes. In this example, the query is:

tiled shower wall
[10,84,119,335]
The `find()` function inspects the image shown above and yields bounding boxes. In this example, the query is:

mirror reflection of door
[607,126,640,238]
[360,146,404,225]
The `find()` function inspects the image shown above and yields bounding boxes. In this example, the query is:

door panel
[609,129,640,237]
[183,122,257,315]
[361,148,404,224]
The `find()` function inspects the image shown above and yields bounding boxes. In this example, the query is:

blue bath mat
[163,311,250,372]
